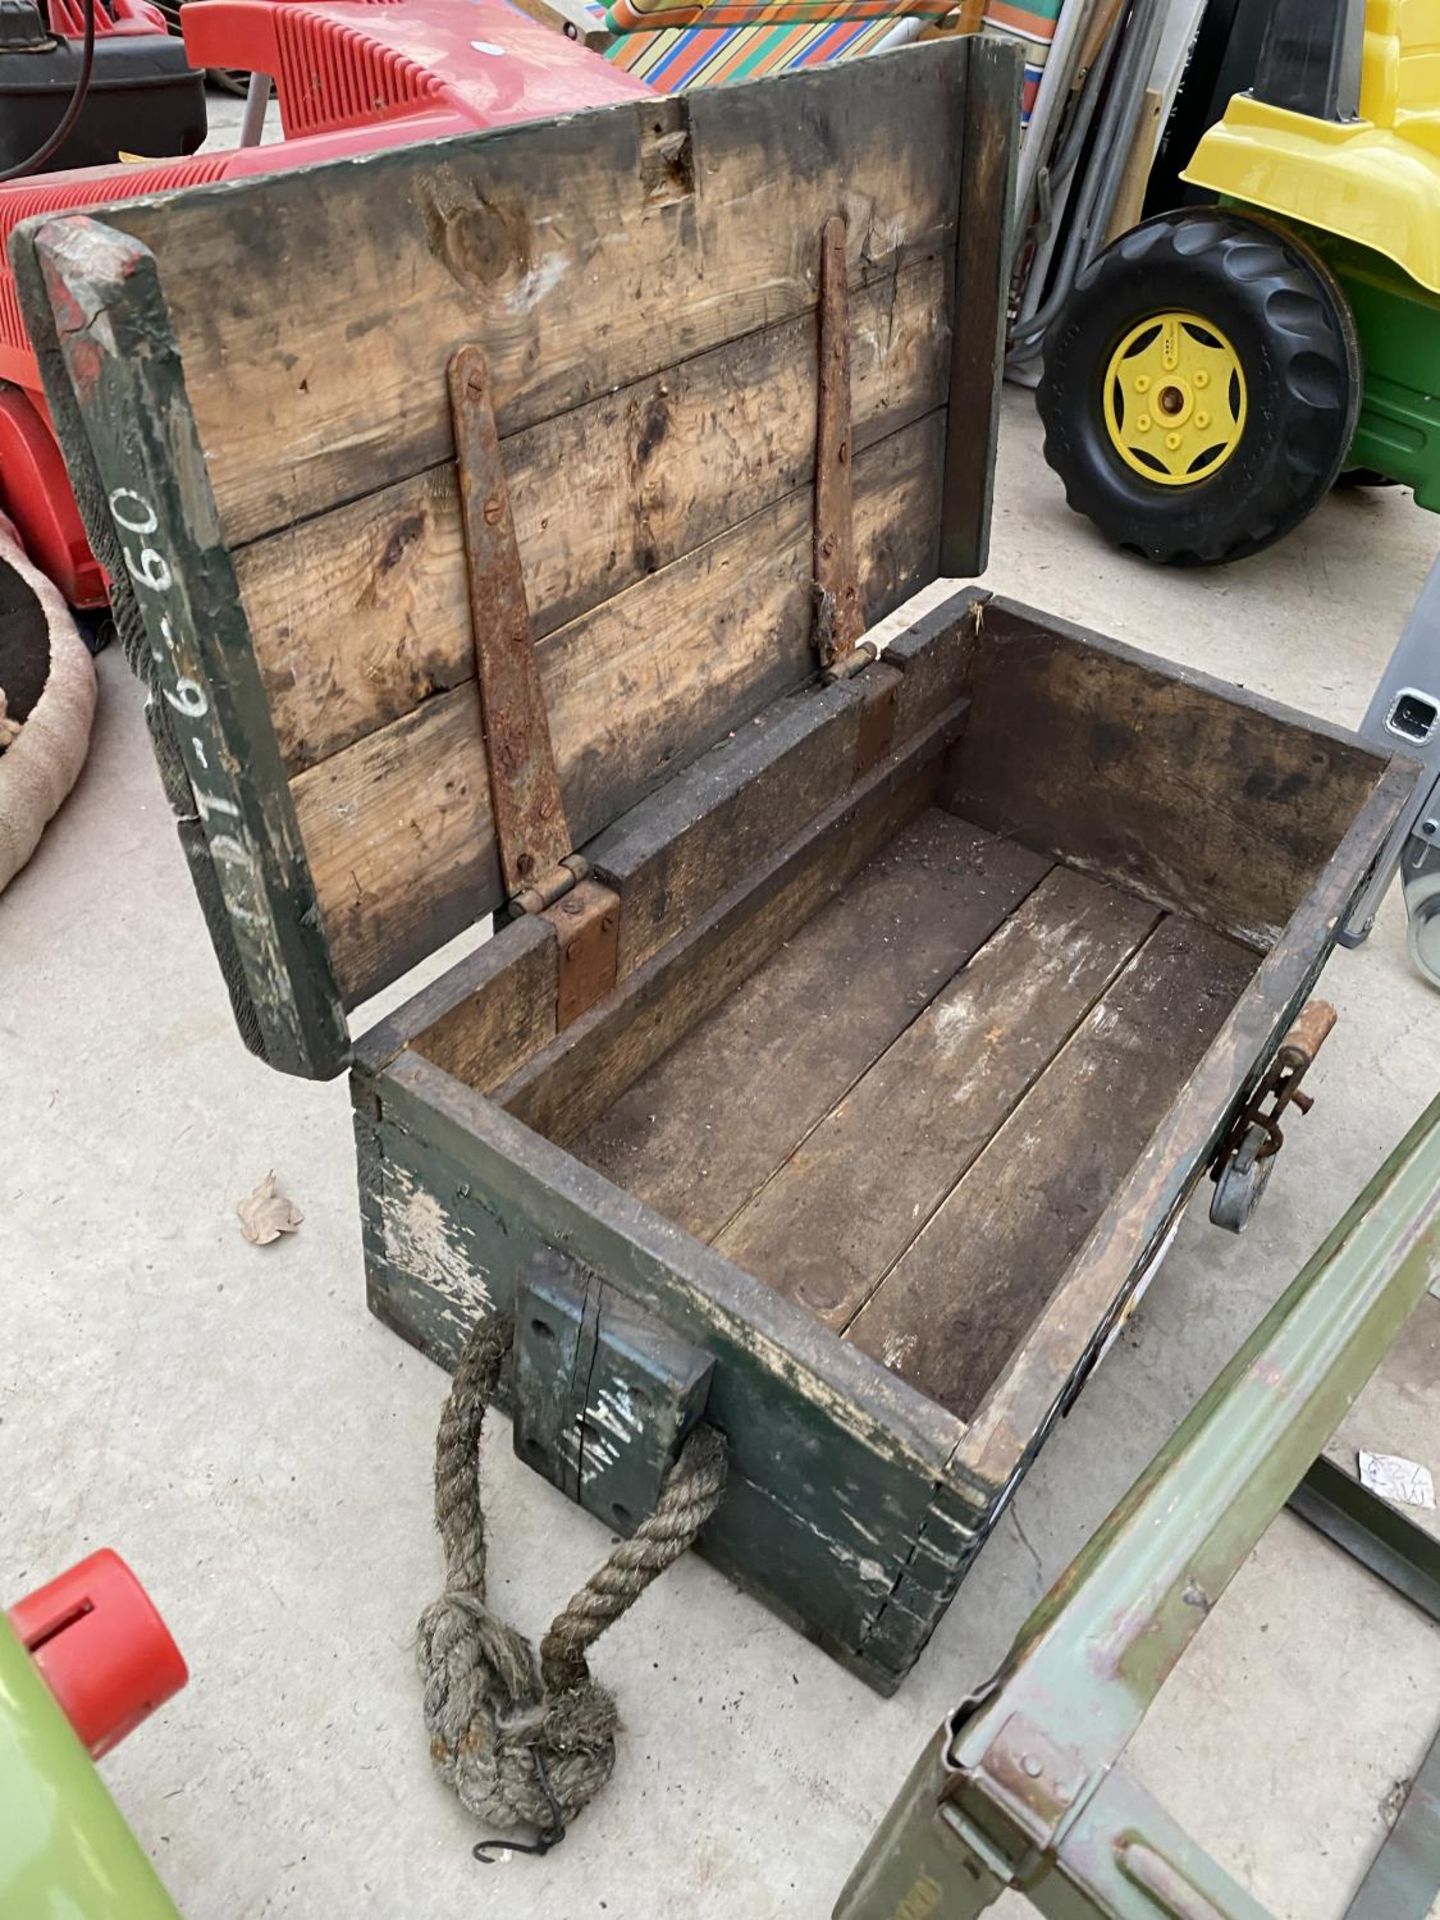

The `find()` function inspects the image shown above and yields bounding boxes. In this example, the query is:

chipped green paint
[354,1044,972,1688]
[28,215,348,1080]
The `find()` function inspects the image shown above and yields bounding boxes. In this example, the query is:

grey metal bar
[238,72,271,149]
[1288,1454,1440,1625]
[1343,1721,1440,1920]
[1288,1455,1440,1920]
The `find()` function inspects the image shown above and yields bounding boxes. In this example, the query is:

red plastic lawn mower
[0,0,648,611]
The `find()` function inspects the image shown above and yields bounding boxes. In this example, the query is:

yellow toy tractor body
[1187,0,1440,294]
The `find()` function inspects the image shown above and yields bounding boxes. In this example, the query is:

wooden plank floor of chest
[17,39,1415,1691]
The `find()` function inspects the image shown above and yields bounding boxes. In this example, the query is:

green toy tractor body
[1311,225,1440,514]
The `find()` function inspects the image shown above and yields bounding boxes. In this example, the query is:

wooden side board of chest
[16,37,1415,1690]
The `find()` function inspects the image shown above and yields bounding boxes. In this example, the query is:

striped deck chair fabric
[604,13,923,87]
[981,0,1062,122]
[602,0,948,31]
[568,0,1067,104]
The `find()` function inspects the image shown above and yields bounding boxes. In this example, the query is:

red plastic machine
[0,0,647,604]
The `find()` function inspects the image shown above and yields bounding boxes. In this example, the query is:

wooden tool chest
[17,37,1414,1690]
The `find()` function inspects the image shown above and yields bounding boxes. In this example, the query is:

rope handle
[417,1314,727,1851]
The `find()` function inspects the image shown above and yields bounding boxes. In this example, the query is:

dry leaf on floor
[237,1171,304,1247]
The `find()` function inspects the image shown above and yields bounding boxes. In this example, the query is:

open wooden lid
[20,36,1017,1077]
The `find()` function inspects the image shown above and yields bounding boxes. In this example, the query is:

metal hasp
[835,1089,1440,1920]
[514,1249,715,1532]
[1209,998,1336,1231]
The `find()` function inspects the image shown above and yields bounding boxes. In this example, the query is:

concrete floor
[6,316,1440,1915]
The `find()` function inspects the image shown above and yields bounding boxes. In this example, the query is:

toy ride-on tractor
[1038,0,1440,567]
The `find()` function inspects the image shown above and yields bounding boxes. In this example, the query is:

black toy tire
[1038,208,1361,566]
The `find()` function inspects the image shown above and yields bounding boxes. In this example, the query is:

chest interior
[392,590,1383,1426]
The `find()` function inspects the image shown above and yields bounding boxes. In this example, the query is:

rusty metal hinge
[813,214,866,676]
[450,344,572,899]
[852,662,901,776]
[512,852,589,916]
[548,878,621,1029]
[825,639,882,683]
[449,345,621,1022]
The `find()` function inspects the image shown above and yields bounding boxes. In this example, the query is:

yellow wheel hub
[1103,311,1247,486]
